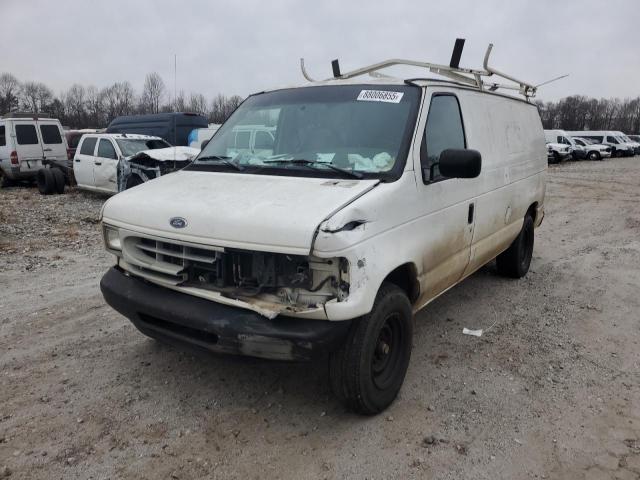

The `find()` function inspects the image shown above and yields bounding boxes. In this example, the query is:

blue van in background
[106,112,208,146]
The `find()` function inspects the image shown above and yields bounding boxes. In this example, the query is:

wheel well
[526,202,538,223]
[125,174,143,189]
[383,263,419,303]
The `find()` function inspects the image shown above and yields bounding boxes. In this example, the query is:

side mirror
[201,139,210,150]
[438,148,481,179]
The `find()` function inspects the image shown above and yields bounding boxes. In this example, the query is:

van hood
[101,170,379,253]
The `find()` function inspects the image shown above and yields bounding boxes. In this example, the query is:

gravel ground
[1,158,639,480]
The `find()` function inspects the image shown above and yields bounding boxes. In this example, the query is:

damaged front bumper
[100,266,352,361]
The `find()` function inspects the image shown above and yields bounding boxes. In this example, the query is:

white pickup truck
[74,133,198,193]
[99,44,546,414]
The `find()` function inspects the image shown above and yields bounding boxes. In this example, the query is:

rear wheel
[497,215,534,278]
[37,168,55,195]
[0,172,16,188]
[51,168,65,194]
[329,282,413,415]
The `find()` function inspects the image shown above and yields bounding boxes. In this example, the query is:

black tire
[37,169,55,195]
[552,152,560,164]
[125,174,143,190]
[1,173,16,188]
[51,168,65,194]
[497,214,534,278]
[329,282,413,415]
[588,151,600,161]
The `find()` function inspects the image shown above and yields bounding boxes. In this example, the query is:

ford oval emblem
[169,217,187,229]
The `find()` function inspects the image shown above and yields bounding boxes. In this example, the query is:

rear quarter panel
[460,90,546,276]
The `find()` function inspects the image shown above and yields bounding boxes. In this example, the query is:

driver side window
[421,94,466,183]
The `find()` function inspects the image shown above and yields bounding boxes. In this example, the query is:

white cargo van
[0,113,67,186]
[99,42,546,414]
[611,131,640,155]
[566,131,634,157]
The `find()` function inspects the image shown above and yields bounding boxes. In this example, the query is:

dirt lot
[1,158,639,480]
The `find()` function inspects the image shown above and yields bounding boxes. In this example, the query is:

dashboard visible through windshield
[189,84,421,180]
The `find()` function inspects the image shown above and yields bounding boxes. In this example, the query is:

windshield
[116,138,170,157]
[189,85,420,179]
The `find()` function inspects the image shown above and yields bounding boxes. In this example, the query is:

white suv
[99,45,547,414]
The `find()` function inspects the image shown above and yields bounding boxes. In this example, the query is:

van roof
[1,114,60,121]
[107,112,207,124]
[263,77,535,105]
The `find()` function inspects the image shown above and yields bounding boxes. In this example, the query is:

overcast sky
[3,0,639,102]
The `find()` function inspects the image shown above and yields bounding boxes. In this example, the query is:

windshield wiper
[195,155,244,171]
[264,158,363,179]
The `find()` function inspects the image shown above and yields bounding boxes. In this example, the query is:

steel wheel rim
[371,313,404,390]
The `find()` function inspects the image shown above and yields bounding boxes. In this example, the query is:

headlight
[103,225,122,251]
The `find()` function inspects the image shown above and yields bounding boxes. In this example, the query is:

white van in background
[99,44,547,414]
[188,125,221,149]
[566,131,634,157]
[0,113,67,187]
[544,129,581,160]
[611,131,640,155]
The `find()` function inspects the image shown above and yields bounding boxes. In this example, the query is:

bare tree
[86,86,104,126]
[188,93,207,114]
[174,89,187,111]
[141,72,165,114]
[0,73,21,113]
[113,81,136,116]
[36,83,53,112]
[64,84,87,127]
[21,81,40,112]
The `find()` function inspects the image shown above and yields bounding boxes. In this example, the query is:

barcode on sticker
[357,90,404,103]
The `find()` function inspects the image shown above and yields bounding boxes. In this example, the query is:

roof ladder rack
[300,39,540,100]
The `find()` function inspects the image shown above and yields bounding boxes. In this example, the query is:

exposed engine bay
[117,147,200,192]
[123,235,350,316]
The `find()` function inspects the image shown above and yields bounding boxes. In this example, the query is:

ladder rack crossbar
[300,43,539,99]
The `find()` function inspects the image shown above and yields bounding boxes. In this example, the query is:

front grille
[122,235,221,285]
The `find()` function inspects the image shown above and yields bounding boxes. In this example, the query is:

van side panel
[461,91,546,277]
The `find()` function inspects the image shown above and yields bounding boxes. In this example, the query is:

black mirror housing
[438,149,481,179]
[200,139,210,150]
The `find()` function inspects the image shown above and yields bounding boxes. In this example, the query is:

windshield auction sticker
[357,90,404,103]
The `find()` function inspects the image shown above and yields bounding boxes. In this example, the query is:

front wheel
[496,215,534,278]
[329,282,413,415]
[588,151,600,161]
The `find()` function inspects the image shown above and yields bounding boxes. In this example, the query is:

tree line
[0,72,243,129]
[3,71,639,134]
[538,96,640,133]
